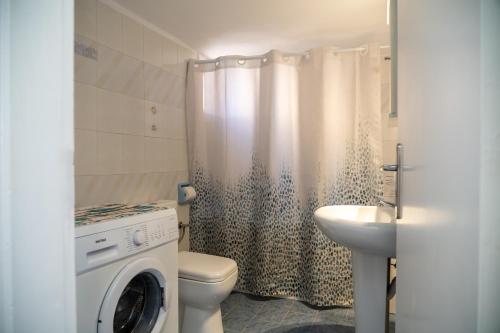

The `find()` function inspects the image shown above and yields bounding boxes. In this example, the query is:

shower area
[185,44,396,308]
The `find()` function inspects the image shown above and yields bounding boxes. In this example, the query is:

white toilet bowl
[178,251,238,333]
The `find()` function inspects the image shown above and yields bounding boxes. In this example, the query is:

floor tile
[287,300,322,315]
[222,310,255,332]
[245,320,284,333]
[255,306,290,323]
[270,323,354,333]
[220,292,390,333]
[316,307,355,327]
[281,311,318,325]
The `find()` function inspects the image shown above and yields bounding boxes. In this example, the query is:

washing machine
[76,207,179,333]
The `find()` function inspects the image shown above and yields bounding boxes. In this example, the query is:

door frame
[0,0,76,332]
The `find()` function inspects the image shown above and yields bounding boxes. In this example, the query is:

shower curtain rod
[194,45,391,65]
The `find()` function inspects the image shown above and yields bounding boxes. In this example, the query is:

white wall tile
[97,45,124,92]
[144,137,168,172]
[172,79,186,109]
[75,175,97,207]
[165,140,176,172]
[74,7,193,208]
[75,0,96,40]
[144,64,178,104]
[131,174,152,203]
[143,64,163,103]
[386,117,399,140]
[89,172,181,204]
[123,16,143,59]
[97,2,122,51]
[97,132,123,174]
[384,126,399,142]
[175,140,188,171]
[383,140,398,163]
[78,174,147,207]
[170,63,188,78]
[120,55,144,99]
[161,172,178,200]
[75,129,97,175]
[145,101,168,138]
[122,95,145,135]
[97,45,144,98]
[155,106,169,138]
[166,107,186,139]
[92,174,124,204]
[122,135,144,173]
[75,35,97,85]
[144,101,158,137]
[78,173,177,206]
[75,83,97,130]
[174,47,195,77]
[178,47,197,64]
[142,172,176,202]
[143,28,163,67]
[177,47,197,76]
[162,38,178,69]
[381,82,391,114]
[120,173,147,203]
[165,139,187,172]
[96,88,124,133]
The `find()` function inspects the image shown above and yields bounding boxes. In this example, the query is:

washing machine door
[98,257,169,333]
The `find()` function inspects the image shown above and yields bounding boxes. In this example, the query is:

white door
[0,0,76,332]
[396,0,500,332]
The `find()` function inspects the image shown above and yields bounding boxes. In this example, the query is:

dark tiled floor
[221,292,395,333]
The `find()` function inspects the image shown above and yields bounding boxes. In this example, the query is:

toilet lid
[178,251,238,283]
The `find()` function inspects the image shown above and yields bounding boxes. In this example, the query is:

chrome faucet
[379,143,403,219]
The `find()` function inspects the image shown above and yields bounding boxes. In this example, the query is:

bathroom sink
[314,205,396,258]
[314,205,397,333]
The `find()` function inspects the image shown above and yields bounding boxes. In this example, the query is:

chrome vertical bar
[396,143,403,219]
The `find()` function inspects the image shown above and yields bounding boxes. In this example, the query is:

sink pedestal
[352,250,388,333]
[314,205,395,333]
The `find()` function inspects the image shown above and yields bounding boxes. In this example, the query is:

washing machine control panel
[122,217,175,252]
[75,208,179,274]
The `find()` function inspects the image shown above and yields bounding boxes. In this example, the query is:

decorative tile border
[75,200,172,226]
[75,39,98,60]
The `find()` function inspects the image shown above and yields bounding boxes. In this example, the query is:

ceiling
[113,0,390,58]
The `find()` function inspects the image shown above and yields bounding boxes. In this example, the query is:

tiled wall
[74,0,197,210]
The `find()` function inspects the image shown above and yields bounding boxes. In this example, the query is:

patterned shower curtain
[185,46,383,307]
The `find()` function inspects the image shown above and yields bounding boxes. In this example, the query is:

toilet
[178,251,238,333]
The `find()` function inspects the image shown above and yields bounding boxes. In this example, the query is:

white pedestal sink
[314,205,396,333]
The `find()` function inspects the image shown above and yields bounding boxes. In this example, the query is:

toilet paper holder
[177,182,196,205]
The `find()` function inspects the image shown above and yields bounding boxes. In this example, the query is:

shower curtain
[186,45,383,306]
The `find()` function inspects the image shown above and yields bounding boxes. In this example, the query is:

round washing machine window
[113,272,161,332]
[98,257,169,333]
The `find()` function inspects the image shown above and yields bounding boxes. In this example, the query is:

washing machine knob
[132,230,146,246]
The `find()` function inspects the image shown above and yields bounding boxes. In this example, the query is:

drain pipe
[388,276,396,301]
[386,276,396,333]
[386,259,397,333]
[178,221,189,244]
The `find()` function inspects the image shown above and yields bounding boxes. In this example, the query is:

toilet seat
[178,251,237,283]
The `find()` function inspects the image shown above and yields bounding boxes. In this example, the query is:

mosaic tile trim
[74,40,98,60]
[75,201,172,226]
[190,138,382,307]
